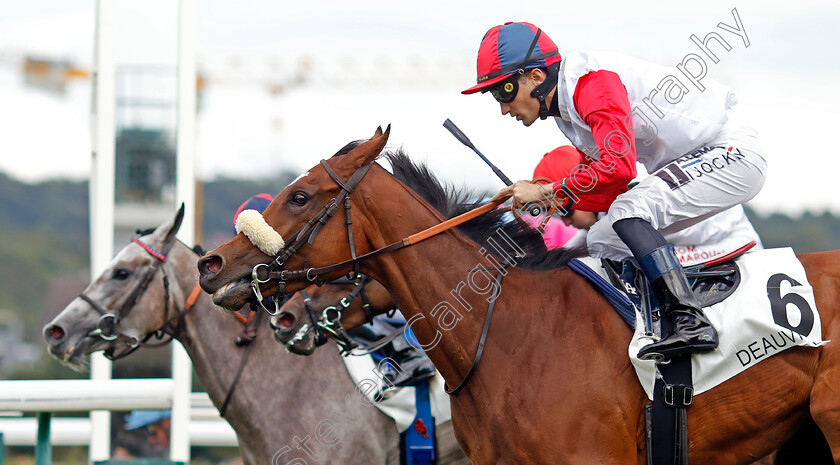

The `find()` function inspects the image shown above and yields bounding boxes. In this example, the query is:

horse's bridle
[241,158,514,395]
[79,234,260,415]
[250,158,503,314]
[79,235,181,360]
[250,160,375,312]
[285,275,378,355]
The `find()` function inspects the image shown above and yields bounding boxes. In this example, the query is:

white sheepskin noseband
[234,209,286,256]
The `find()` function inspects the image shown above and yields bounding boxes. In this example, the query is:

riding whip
[443,118,543,217]
[443,118,514,186]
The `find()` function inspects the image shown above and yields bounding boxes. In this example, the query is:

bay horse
[197,127,840,464]
[43,206,470,465]
[270,278,813,465]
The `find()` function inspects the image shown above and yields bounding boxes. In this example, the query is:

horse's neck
[356,183,528,379]
[178,303,398,461]
[174,299,293,450]
[176,298,253,406]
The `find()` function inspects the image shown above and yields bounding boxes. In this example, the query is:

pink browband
[131,238,167,262]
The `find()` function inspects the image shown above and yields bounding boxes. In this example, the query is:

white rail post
[173,0,197,462]
[90,0,116,462]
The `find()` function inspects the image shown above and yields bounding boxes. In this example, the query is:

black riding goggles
[486,71,523,103]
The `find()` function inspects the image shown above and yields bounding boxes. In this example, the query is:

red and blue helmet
[232,193,274,235]
[462,22,562,95]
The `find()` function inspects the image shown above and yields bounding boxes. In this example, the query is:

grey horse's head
[43,207,190,369]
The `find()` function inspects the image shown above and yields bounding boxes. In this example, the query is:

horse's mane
[333,142,588,270]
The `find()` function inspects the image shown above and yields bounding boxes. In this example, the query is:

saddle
[602,252,743,331]
[572,242,752,465]
[570,241,755,331]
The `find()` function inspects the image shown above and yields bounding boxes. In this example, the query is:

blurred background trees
[1,169,838,381]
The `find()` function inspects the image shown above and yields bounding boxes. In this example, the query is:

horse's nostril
[271,312,296,329]
[47,325,64,341]
[200,255,223,275]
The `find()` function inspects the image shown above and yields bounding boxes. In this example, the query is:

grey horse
[43,206,469,465]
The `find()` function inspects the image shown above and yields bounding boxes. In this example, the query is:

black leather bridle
[250,157,503,311]
[79,235,180,360]
[250,159,380,313]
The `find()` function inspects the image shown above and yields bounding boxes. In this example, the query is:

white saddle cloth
[578,247,827,399]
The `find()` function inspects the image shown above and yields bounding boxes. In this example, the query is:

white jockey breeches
[587,119,767,261]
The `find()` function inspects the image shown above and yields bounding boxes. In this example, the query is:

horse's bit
[286,275,378,355]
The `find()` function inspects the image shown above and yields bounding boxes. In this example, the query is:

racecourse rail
[0,379,237,464]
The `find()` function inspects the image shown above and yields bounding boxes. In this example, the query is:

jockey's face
[563,210,598,230]
[498,68,546,127]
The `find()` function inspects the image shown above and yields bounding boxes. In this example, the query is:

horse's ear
[346,124,390,168]
[152,203,185,245]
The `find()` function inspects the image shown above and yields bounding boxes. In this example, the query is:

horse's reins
[247,158,510,395]
[218,307,264,416]
[250,159,505,313]
[444,264,507,395]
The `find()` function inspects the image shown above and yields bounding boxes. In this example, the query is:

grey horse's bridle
[78,235,179,360]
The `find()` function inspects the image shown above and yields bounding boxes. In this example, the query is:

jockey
[466,22,767,361]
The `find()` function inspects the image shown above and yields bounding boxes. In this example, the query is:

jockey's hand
[491,180,554,209]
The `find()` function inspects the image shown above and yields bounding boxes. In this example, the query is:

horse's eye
[290,192,309,206]
[112,269,131,280]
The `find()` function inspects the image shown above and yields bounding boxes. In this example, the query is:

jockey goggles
[485,70,523,103]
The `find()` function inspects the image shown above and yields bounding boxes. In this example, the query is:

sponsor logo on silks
[674,245,727,264]
[654,146,746,190]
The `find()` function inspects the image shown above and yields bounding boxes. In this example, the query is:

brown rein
[259,197,506,285]
[243,159,512,397]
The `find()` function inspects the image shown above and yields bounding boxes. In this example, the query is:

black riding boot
[381,334,436,388]
[637,257,719,361]
[613,219,718,361]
